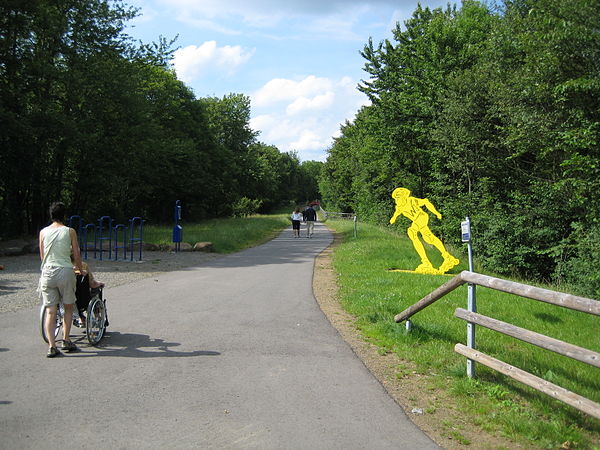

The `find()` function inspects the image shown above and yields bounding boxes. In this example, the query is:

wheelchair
[39,274,108,346]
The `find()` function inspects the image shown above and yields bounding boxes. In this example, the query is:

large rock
[169,242,193,252]
[0,239,30,256]
[27,239,40,254]
[193,242,214,252]
[143,243,160,251]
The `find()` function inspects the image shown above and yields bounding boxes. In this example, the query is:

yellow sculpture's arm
[420,199,442,220]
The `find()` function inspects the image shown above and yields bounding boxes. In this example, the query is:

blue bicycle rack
[68,215,84,250]
[128,217,145,261]
[81,223,96,259]
[113,224,129,260]
[95,216,113,260]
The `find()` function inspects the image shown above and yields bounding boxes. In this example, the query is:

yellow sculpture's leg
[407,227,437,274]
[421,229,459,273]
[439,255,460,273]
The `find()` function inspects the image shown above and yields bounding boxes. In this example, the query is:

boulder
[0,239,29,256]
[165,242,192,252]
[193,242,214,252]
[143,243,160,251]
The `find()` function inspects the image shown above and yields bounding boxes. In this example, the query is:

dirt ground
[312,231,523,450]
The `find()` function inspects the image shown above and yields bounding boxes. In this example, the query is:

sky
[124,0,449,161]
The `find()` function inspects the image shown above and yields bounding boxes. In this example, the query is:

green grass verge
[326,218,599,449]
[144,214,290,253]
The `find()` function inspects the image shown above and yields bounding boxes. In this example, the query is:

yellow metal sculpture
[389,187,459,275]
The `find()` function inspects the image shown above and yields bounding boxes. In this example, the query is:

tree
[320,0,600,289]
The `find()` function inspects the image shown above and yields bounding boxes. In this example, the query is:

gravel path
[0,251,220,313]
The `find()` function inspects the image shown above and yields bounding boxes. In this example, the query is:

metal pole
[353,215,357,238]
[462,217,476,378]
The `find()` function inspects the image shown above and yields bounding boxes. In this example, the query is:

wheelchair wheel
[86,295,106,345]
[40,304,64,344]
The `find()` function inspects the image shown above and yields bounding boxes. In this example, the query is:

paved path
[0,223,439,449]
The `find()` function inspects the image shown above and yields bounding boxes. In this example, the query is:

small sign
[461,219,471,242]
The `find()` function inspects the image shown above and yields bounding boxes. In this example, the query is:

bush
[231,197,263,217]
[554,223,600,299]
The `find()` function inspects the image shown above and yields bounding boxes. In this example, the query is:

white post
[462,217,476,378]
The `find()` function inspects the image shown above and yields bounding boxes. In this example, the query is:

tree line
[0,0,321,238]
[319,0,600,297]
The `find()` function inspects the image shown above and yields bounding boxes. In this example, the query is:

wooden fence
[394,271,600,420]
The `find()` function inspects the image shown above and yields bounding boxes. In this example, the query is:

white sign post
[461,217,476,378]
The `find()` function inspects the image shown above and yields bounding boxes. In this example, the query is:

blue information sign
[461,219,471,242]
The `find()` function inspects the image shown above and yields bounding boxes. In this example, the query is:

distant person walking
[291,207,303,238]
[303,204,317,238]
[39,202,84,357]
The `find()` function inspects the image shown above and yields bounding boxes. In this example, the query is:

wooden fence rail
[454,308,600,368]
[455,344,600,420]
[394,271,600,323]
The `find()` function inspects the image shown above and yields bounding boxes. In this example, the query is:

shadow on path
[69,331,221,359]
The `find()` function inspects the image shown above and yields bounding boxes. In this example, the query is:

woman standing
[39,202,84,357]
[291,207,303,238]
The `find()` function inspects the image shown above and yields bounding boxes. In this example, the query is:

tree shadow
[70,331,221,358]
[0,283,26,296]
[533,312,563,324]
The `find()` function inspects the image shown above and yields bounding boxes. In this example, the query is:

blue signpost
[172,200,182,252]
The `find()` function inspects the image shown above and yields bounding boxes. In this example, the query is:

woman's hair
[294,207,300,213]
[49,202,66,222]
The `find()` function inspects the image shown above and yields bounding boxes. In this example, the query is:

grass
[325,218,600,449]
[144,214,290,253]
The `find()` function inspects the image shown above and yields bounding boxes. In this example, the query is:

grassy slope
[144,214,290,253]
[326,218,599,449]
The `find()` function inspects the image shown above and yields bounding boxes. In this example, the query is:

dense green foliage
[328,219,599,448]
[320,0,600,298]
[0,0,322,238]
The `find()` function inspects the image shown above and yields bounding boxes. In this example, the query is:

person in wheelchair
[72,259,105,327]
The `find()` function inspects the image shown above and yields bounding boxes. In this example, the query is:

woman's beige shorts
[40,266,76,306]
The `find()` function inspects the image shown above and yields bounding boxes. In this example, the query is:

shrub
[231,197,263,217]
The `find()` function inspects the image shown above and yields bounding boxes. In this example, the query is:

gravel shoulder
[0,251,219,313]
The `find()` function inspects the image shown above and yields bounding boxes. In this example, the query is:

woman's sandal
[60,340,78,353]
[47,347,61,358]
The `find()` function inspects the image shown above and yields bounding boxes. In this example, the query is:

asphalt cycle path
[0,222,439,449]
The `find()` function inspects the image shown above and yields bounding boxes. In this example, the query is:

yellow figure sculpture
[390,187,459,275]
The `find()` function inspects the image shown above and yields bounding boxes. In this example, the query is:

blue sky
[125,0,449,161]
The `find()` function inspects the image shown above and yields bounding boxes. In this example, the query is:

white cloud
[286,92,335,115]
[250,75,369,160]
[172,41,254,83]
[249,114,277,131]
[290,129,328,152]
[253,76,333,107]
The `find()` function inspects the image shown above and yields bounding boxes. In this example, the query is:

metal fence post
[462,217,477,378]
